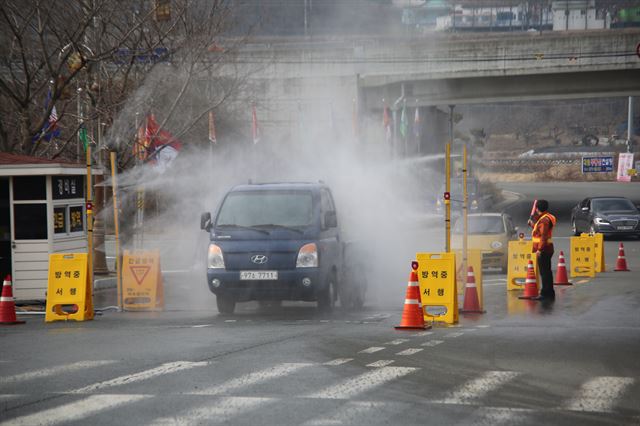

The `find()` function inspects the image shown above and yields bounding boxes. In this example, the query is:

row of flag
[383,104,421,145]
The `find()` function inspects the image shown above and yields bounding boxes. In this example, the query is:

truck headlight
[296,243,318,268]
[594,217,610,225]
[207,244,225,269]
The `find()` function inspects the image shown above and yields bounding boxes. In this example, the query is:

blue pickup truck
[200,182,366,314]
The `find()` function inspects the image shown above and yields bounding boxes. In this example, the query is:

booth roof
[0,152,102,177]
[0,152,82,166]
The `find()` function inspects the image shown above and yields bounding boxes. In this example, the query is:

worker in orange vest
[529,199,556,300]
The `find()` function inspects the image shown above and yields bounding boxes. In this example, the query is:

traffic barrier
[460,266,485,314]
[416,252,458,325]
[0,275,25,325]
[554,251,573,286]
[45,253,93,322]
[122,250,164,311]
[395,261,431,330]
[569,235,596,278]
[614,243,630,272]
[518,260,539,300]
[507,239,536,291]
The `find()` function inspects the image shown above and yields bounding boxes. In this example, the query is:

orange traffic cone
[554,251,573,286]
[614,243,630,271]
[518,260,539,300]
[0,275,25,325]
[460,266,485,313]
[396,262,431,330]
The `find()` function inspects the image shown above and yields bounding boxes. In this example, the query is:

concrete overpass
[226,29,640,144]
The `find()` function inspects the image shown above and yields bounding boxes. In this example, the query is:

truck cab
[200,182,344,314]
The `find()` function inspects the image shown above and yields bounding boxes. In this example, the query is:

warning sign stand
[416,252,458,325]
[581,232,605,272]
[122,250,164,311]
[506,240,536,291]
[45,253,93,322]
[570,235,596,278]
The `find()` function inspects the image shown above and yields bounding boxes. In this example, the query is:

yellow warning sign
[570,236,596,277]
[454,249,484,309]
[416,252,458,325]
[45,253,93,322]
[506,240,536,291]
[122,250,164,311]
[581,233,605,272]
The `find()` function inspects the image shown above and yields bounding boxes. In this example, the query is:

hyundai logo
[251,255,268,264]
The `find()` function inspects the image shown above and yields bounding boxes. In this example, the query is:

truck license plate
[240,271,278,280]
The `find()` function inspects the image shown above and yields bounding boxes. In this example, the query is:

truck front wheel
[317,273,336,312]
[216,294,236,315]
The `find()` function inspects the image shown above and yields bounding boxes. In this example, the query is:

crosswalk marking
[385,339,410,345]
[565,376,635,413]
[323,358,353,366]
[412,331,433,337]
[306,367,418,400]
[421,340,444,347]
[0,361,116,385]
[150,397,273,425]
[438,371,520,405]
[69,361,207,394]
[469,407,531,425]
[396,348,423,356]
[0,394,149,426]
[359,347,385,354]
[192,363,311,396]
[366,360,395,368]
[302,401,387,426]
[445,332,464,338]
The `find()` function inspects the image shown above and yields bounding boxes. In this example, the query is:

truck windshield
[216,191,314,228]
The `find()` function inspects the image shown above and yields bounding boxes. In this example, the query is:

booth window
[14,204,47,239]
[13,176,46,200]
[53,205,84,236]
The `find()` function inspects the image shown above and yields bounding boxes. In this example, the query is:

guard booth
[0,153,101,300]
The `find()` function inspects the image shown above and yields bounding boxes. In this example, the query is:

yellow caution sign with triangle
[122,250,164,311]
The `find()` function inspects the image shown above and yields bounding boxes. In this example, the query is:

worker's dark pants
[538,250,555,299]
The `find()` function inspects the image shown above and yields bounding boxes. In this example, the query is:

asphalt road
[1,182,639,425]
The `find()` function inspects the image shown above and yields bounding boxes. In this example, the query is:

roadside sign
[45,253,93,322]
[122,250,164,311]
[416,252,458,325]
[581,156,613,173]
[506,240,536,291]
[570,236,596,277]
[617,153,635,182]
[582,232,605,272]
[454,249,484,309]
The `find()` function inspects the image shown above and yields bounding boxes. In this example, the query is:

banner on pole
[617,153,634,182]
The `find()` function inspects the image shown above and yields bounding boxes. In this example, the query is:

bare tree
[0,0,251,163]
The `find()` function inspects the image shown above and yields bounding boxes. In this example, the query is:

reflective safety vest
[532,212,556,246]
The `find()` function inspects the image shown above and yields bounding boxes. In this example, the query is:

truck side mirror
[324,211,337,229]
[200,212,212,231]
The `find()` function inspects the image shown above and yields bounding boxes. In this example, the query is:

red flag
[208,111,217,144]
[383,106,391,145]
[252,104,260,144]
[145,114,182,172]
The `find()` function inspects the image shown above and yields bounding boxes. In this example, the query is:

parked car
[200,182,365,314]
[571,197,640,238]
[451,213,518,273]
